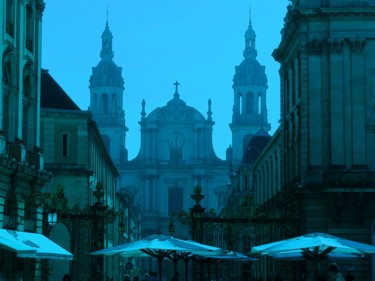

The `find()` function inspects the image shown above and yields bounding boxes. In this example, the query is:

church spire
[243,5,257,59]
[100,11,114,60]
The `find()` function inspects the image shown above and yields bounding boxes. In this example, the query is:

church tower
[89,18,128,165]
[230,14,270,165]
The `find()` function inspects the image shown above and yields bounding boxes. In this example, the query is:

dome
[242,129,271,164]
[90,59,123,88]
[245,24,256,41]
[146,94,206,123]
[233,57,267,87]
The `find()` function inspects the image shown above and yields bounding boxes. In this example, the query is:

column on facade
[194,127,201,159]
[143,177,150,212]
[342,42,353,168]
[273,150,278,195]
[307,44,323,167]
[350,40,366,166]
[149,176,155,212]
[265,160,269,200]
[329,40,345,166]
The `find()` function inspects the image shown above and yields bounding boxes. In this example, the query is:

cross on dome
[173,81,180,98]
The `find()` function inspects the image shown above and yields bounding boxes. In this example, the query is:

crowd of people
[250,263,354,281]
[61,262,353,281]
[122,271,178,281]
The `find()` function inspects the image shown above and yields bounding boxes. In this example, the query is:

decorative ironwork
[172,186,299,281]
[24,183,122,281]
[324,170,375,187]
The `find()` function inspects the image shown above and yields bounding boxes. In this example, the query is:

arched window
[168,187,183,213]
[245,92,253,114]
[258,94,261,114]
[101,93,108,115]
[3,190,18,230]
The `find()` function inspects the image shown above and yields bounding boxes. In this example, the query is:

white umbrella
[90,234,225,281]
[251,232,375,256]
[0,229,73,260]
[251,232,375,281]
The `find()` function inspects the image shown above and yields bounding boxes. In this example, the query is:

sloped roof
[41,69,80,110]
[242,129,271,164]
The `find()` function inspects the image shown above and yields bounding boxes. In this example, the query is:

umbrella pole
[185,258,189,281]
[173,259,178,278]
[313,258,319,281]
[158,257,162,281]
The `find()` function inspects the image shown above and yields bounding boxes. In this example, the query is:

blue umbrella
[251,232,375,281]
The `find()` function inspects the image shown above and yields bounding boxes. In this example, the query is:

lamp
[93,182,105,206]
[48,211,57,226]
[168,220,175,236]
[118,222,125,235]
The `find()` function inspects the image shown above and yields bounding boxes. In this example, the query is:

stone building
[40,70,126,281]
[0,1,55,280]
[89,15,271,250]
[247,0,375,280]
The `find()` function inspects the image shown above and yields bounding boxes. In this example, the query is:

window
[26,4,33,52]
[258,95,261,114]
[101,93,108,115]
[245,92,253,114]
[168,188,183,213]
[4,190,17,230]
[62,133,69,157]
[2,62,11,136]
[22,75,31,147]
[6,0,15,37]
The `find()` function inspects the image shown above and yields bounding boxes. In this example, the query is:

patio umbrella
[0,229,73,260]
[90,234,225,281]
[251,232,375,281]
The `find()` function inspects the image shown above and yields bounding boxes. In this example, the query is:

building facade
[40,70,126,281]
[0,1,53,280]
[89,14,271,241]
[249,0,375,280]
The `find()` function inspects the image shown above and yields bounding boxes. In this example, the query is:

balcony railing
[5,141,44,170]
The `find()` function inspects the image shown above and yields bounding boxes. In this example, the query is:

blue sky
[42,0,289,159]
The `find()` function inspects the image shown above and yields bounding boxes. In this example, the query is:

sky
[42,0,289,160]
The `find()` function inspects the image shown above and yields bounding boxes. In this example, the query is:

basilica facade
[89,16,270,239]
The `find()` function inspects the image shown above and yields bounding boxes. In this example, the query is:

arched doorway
[48,223,71,280]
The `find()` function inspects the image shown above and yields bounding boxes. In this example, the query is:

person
[133,277,139,281]
[123,274,131,281]
[62,274,72,281]
[273,273,283,281]
[149,272,158,281]
[345,271,354,281]
[143,273,150,281]
[328,263,345,281]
